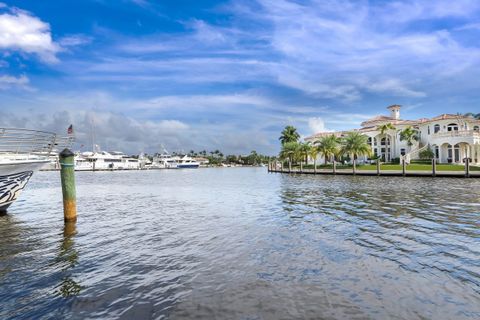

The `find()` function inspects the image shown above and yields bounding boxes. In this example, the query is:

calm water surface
[1,168,479,319]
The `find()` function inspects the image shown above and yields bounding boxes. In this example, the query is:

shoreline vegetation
[274,125,479,175]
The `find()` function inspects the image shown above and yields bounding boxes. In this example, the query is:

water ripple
[0,169,479,319]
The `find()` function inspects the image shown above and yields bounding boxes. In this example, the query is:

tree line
[184,150,271,166]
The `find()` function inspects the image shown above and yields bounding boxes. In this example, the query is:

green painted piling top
[59,148,74,158]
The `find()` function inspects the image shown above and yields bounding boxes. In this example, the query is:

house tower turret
[387,105,401,120]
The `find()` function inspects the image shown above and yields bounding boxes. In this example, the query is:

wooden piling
[402,158,406,176]
[300,162,303,173]
[59,148,77,222]
[465,158,470,178]
[333,161,337,174]
[432,158,436,177]
[376,159,380,176]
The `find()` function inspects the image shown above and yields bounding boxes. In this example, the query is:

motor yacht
[177,155,200,169]
[151,149,178,169]
[0,128,57,212]
[75,148,141,171]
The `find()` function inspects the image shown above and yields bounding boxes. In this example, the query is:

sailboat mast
[91,116,96,152]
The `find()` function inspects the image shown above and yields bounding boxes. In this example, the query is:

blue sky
[1,0,480,154]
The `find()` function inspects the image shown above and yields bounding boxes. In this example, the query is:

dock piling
[465,158,470,178]
[432,158,436,177]
[59,148,77,222]
[333,161,337,174]
[376,159,380,176]
[402,158,406,176]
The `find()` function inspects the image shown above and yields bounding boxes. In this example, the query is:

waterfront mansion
[305,105,480,165]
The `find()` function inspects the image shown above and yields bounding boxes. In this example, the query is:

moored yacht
[75,148,141,171]
[0,128,57,213]
[151,149,178,169]
[177,155,200,169]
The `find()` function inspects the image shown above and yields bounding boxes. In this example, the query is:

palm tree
[298,142,311,167]
[463,112,480,119]
[340,132,372,174]
[279,141,300,171]
[377,123,396,161]
[307,143,319,173]
[377,123,396,136]
[399,126,419,151]
[279,126,300,145]
[316,134,340,165]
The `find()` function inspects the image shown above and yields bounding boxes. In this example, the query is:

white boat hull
[0,160,48,212]
[176,163,200,169]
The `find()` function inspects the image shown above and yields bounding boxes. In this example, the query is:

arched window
[367,137,372,145]
[373,137,377,146]
[447,123,458,132]
[434,124,440,133]
[381,137,390,146]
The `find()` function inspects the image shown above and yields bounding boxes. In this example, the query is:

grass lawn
[297,164,480,171]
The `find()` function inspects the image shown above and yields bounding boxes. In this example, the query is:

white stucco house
[305,105,480,165]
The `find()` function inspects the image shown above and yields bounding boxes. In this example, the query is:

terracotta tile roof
[305,111,480,141]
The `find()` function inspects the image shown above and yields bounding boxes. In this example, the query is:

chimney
[387,105,401,120]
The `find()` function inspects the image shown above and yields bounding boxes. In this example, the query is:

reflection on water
[0,168,479,319]
[56,222,82,297]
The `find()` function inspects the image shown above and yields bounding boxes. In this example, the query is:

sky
[0,0,480,155]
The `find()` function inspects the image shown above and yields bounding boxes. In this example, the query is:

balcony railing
[432,130,480,139]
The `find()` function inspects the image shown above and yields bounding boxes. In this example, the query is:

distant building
[305,105,480,164]
[194,157,210,165]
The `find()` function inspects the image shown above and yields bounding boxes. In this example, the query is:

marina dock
[268,167,480,178]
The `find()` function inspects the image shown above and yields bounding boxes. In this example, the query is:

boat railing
[0,128,58,157]
[51,134,75,153]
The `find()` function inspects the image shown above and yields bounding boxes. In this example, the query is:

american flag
[67,124,73,135]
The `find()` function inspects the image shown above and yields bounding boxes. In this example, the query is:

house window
[374,138,377,146]
[474,126,479,131]
[434,124,440,133]
[447,144,461,163]
[427,126,430,135]
[435,146,439,159]
[367,137,372,145]
[400,148,406,156]
[447,123,459,132]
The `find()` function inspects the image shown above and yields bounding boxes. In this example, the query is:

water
[1,168,479,319]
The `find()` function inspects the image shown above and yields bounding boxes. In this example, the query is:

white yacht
[0,128,56,213]
[151,149,178,169]
[177,155,200,169]
[75,148,141,171]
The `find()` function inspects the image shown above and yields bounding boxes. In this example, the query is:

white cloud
[0,74,30,90]
[249,0,480,99]
[363,79,426,98]
[58,34,92,47]
[0,6,60,63]
[308,117,331,134]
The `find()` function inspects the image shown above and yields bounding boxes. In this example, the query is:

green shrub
[391,157,400,164]
[419,148,435,160]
